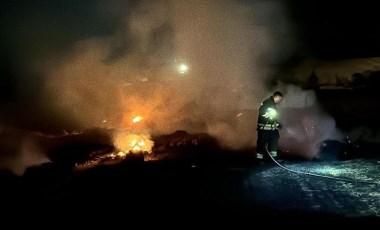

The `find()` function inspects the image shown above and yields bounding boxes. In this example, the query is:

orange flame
[132,116,143,123]
[117,151,127,157]
[114,132,154,154]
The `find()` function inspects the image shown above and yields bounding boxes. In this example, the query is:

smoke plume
[39,0,270,149]
[0,0,346,174]
[276,85,343,158]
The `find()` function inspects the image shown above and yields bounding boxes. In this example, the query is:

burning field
[68,127,221,171]
[1,116,222,173]
[0,110,379,224]
[74,132,153,170]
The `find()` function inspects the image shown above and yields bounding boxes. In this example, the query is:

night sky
[285,0,380,60]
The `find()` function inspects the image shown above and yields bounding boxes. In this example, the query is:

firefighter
[256,91,283,160]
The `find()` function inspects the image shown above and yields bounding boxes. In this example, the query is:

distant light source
[178,64,189,74]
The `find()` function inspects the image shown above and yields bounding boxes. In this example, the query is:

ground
[249,159,380,217]
[2,150,379,225]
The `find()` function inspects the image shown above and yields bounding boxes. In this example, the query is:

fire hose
[264,147,380,185]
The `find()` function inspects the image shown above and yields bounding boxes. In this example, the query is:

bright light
[114,133,154,154]
[132,145,141,151]
[132,116,143,123]
[178,64,189,74]
[117,151,127,158]
[267,108,277,120]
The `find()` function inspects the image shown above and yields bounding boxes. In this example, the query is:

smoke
[36,0,273,149]
[0,129,50,175]
[275,85,343,158]
[0,0,345,174]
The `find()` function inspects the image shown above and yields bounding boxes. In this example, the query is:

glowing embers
[75,113,155,170]
[74,132,154,170]
[132,116,143,124]
[114,132,154,155]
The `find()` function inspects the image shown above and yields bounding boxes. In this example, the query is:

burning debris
[114,132,154,153]
[72,131,155,170]
[73,115,155,169]
[150,130,221,160]
[72,129,221,169]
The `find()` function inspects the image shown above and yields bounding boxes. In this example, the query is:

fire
[117,151,127,157]
[114,132,154,154]
[129,138,144,152]
[74,131,154,171]
[132,116,143,123]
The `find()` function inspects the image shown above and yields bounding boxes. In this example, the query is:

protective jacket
[257,96,279,130]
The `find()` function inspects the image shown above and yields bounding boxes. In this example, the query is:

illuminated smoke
[0,0,347,174]
[276,85,343,158]
[41,0,270,149]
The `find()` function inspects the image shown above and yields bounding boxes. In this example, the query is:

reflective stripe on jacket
[257,123,279,130]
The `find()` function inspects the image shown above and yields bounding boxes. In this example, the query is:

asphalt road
[1,154,380,225]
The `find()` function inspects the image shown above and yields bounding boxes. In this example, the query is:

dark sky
[285,0,380,61]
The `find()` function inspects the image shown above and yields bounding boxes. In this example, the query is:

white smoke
[276,85,344,158]
[39,0,273,149]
